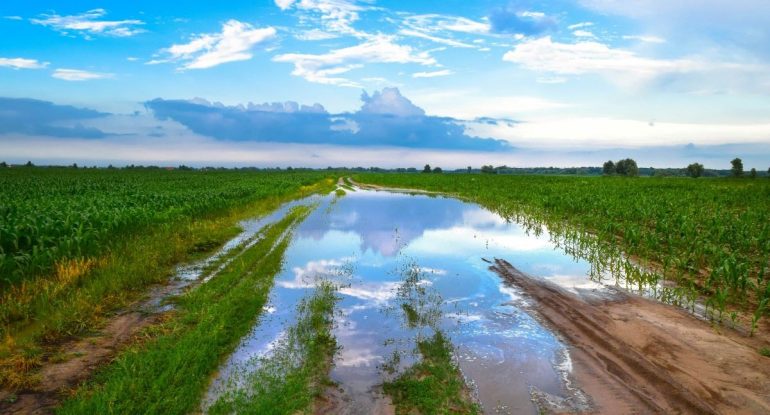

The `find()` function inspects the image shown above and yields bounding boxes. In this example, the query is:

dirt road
[490,258,770,415]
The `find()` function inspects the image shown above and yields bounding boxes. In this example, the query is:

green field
[0,168,333,391]
[2,168,769,413]
[356,174,770,329]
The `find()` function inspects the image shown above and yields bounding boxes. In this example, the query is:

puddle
[202,187,635,414]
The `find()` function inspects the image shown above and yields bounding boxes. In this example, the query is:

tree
[481,165,496,174]
[687,162,704,178]
[422,164,431,173]
[432,166,443,173]
[467,166,472,174]
[602,160,615,175]
[0,161,7,168]
[768,167,770,178]
[731,158,743,177]
[25,161,34,167]
[615,158,639,177]
[750,168,757,179]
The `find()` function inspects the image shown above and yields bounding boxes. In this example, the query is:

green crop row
[0,168,328,288]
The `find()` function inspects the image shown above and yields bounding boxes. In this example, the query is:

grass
[384,331,480,415]
[760,347,770,358]
[56,205,314,414]
[209,281,339,414]
[0,177,334,390]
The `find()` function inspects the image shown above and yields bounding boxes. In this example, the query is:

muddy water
[206,188,613,414]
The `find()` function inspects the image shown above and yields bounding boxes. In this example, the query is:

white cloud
[572,30,596,38]
[30,8,145,38]
[276,0,369,37]
[622,35,666,43]
[467,116,770,148]
[294,28,338,40]
[52,69,114,81]
[399,29,475,48]
[403,14,490,35]
[412,69,452,78]
[3,16,23,21]
[411,90,567,119]
[274,35,436,86]
[567,22,593,30]
[503,36,700,82]
[0,57,48,69]
[151,20,276,70]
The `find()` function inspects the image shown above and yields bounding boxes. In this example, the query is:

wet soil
[490,258,770,415]
[0,310,161,414]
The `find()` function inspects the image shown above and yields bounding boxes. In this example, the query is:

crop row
[0,168,328,288]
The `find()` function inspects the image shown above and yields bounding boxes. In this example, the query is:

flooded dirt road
[201,185,770,414]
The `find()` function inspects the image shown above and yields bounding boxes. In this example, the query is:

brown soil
[0,310,161,414]
[489,258,770,415]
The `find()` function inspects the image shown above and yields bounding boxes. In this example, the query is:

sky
[1,0,769,169]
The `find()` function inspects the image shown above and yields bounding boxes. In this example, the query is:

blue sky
[1,0,769,168]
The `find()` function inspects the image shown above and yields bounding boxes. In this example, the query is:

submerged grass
[209,281,339,415]
[56,205,314,414]
[0,178,334,390]
[384,331,480,415]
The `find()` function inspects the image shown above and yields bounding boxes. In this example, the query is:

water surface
[207,187,611,414]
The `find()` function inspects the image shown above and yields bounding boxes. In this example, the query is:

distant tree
[750,168,757,178]
[467,166,472,174]
[602,160,615,175]
[731,158,743,177]
[687,162,705,178]
[481,165,497,174]
[71,163,78,169]
[432,166,443,173]
[0,161,7,168]
[615,158,639,177]
[25,161,34,167]
[768,167,770,178]
[422,164,431,173]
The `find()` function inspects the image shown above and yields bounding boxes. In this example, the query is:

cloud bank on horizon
[0,0,769,168]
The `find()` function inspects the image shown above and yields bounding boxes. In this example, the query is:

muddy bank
[490,258,770,414]
[0,310,161,414]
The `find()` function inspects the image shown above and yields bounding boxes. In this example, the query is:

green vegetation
[356,174,770,329]
[732,158,744,177]
[0,169,333,389]
[687,163,705,178]
[760,347,770,357]
[383,260,478,414]
[0,168,326,287]
[384,332,479,415]
[57,206,314,414]
[603,158,639,176]
[209,281,339,414]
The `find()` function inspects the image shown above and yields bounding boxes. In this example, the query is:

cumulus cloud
[30,9,145,38]
[145,87,507,150]
[150,20,276,70]
[273,35,436,87]
[0,57,48,69]
[0,97,110,138]
[52,69,114,81]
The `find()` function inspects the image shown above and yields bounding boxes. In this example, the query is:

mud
[0,310,161,414]
[490,258,770,415]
